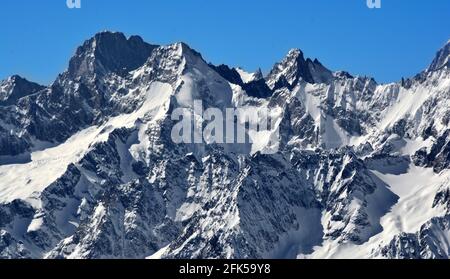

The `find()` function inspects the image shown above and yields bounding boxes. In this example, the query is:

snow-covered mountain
[0,31,449,259]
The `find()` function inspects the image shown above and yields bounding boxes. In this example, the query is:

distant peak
[7,75,21,82]
[235,67,263,83]
[128,35,146,44]
[0,75,44,105]
[177,42,203,58]
[3,75,40,86]
[152,42,202,60]
[266,48,333,89]
[287,48,304,58]
[67,31,157,79]
[312,58,323,66]
[87,31,152,51]
[254,68,263,80]
[93,30,126,40]
[439,39,449,52]
[334,71,354,79]
[427,40,450,72]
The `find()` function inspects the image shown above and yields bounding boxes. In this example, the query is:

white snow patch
[235,68,259,84]
[303,165,450,259]
[0,82,173,208]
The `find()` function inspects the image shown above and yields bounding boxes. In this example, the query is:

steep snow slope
[303,165,450,259]
[235,68,262,84]
[0,82,173,207]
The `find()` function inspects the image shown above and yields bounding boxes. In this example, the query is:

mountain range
[0,31,449,259]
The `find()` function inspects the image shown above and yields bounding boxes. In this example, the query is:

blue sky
[1,0,449,84]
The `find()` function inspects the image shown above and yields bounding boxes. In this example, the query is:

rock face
[378,216,450,259]
[428,41,450,72]
[210,64,272,98]
[0,32,449,259]
[68,31,157,79]
[266,49,333,90]
[0,75,44,106]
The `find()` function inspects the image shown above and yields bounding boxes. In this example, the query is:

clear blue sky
[1,0,449,85]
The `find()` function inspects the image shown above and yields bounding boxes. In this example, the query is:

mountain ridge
[0,31,449,259]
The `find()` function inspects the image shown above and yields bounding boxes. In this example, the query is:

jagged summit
[176,41,202,56]
[209,64,244,85]
[427,40,450,72]
[208,64,272,98]
[266,48,333,90]
[235,67,263,83]
[67,31,158,79]
[334,71,355,79]
[287,48,304,59]
[165,42,205,63]
[0,75,44,105]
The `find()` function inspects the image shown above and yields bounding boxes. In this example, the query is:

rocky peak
[208,64,272,99]
[209,64,244,85]
[266,48,333,90]
[67,31,158,80]
[145,42,205,68]
[0,75,44,105]
[253,68,264,80]
[427,40,450,72]
[235,67,263,83]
